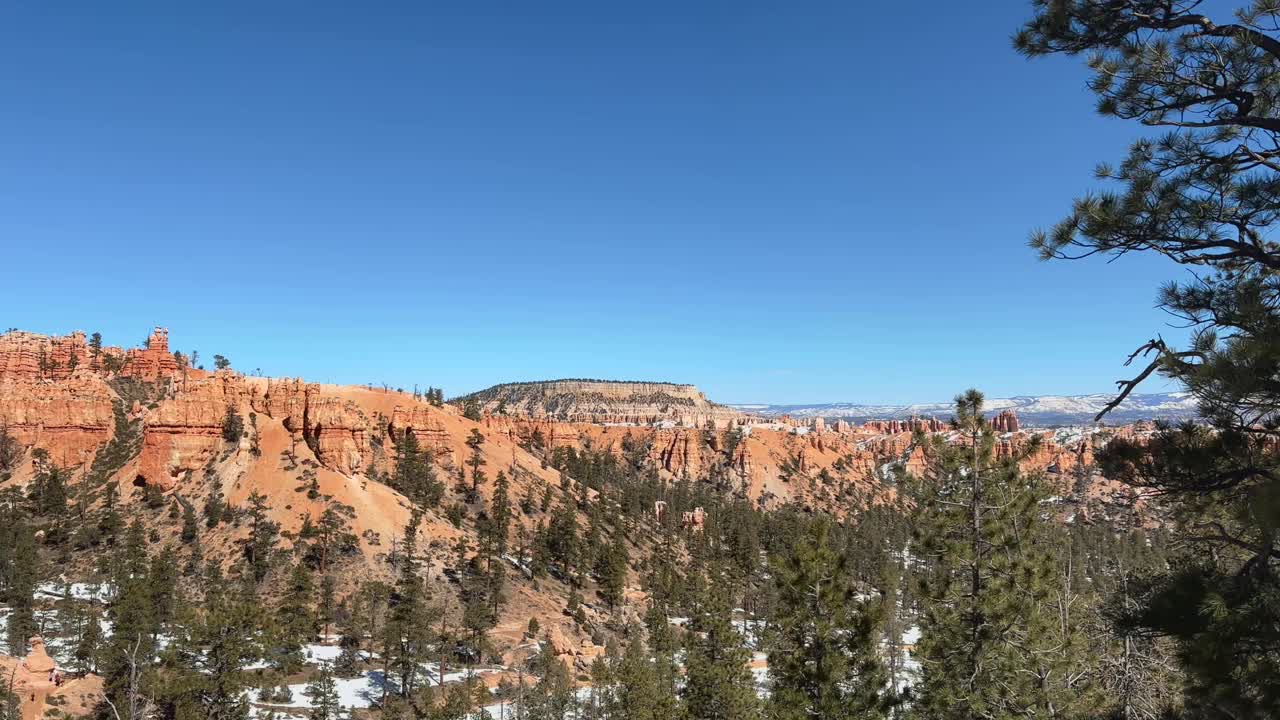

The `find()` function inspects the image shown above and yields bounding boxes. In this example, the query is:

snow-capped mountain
[732,392,1198,427]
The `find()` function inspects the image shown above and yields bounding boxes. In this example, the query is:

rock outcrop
[120,327,180,381]
[0,330,95,382]
[0,374,116,468]
[991,409,1021,432]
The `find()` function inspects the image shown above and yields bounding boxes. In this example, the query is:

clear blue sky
[0,1,1189,404]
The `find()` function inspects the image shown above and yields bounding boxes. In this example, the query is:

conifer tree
[1017,2,1280,713]
[221,406,244,443]
[243,490,279,583]
[911,391,1097,719]
[305,662,342,720]
[75,605,104,674]
[525,641,577,720]
[383,510,436,697]
[3,520,38,655]
[595,532,628,612]
[607,633,679,720]
[274,560,318,672]
[464,429,486,503]
[180,500,199,543]
[103,523,160,719]
[392,430,443,507]
[683,571,760,720]
[766,517,891,720]
[170,575,260,720]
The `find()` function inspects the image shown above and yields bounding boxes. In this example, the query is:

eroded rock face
[0,330,94,382]
[135,373,244,490]
[991,409,1021,432]
[0,375,116,468]
[253,378,373,473]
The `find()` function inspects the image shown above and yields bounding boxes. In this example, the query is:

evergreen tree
[274,560,318,672]
[595,532,628,612]
[766,518,891,720]
[392,430,443,507]
[243,490,279,583]
[911,391,1097,719]
[1017,2,1280,713]
[606,634,679,720]
[102,521,160,713]
[167,577,259,720]
[305,662,342,720]
[383,511,437,697]
[525,641,576,720]
[180,499,199,543]
[683,572,760,720]
[3,520,38,655]
[318,573,337,639]
[464,429,486,503]
[75,606,103,674]
[221,406,244,443]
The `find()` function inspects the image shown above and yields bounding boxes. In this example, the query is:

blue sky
[0,1,1190,404]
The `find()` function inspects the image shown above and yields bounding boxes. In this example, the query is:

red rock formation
[252,378,374,473]
[120,327,180,381]
[991,409,1021,432]
[0,330,94,382]
[0,375,115,468]
[391,405,456,458]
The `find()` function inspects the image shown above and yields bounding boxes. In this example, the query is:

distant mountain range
[731,392,1199,427]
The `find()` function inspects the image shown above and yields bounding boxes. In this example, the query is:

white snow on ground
[304,644,342,663]
[36,581,113,603]
[901,625,921,646]
[248,671,384,711]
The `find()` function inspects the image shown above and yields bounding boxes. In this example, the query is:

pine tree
[102,521,160,714]
[274,560,318,672]
[175,577,260,720]
[766,517,891,720]
[595,532,628,612]
[3,520,38,655]
[243,490,279,583]
[221,406,244,443]
[1017,3,1280,713]
[606,633,679,720]
[525,641,577,720]
[911,391,1098,719]
[683,570,760,720]
[75,605,103,674]
[464,429,487,503]
[305,662,342,720]
[318,573,337,639]
[180,500,199,543]
[392,430,443,507]
[383,510,437,697]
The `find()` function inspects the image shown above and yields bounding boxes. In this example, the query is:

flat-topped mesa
[458,379,747,427]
